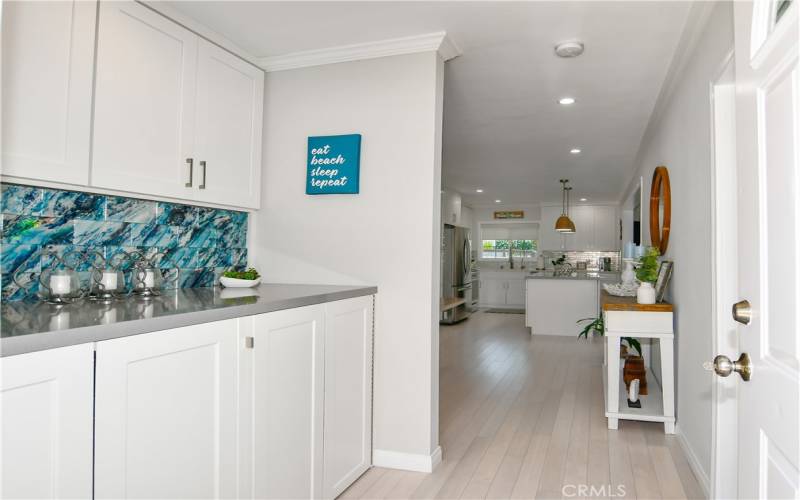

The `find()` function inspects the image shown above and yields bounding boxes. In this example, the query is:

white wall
[620,2,734,489]
[253,51,444,467]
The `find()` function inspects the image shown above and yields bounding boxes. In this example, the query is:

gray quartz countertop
[526,271,621,281]
[1,283,377,357]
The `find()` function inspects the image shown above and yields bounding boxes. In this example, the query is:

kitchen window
[479,222,539,260]
[481,239,538,259]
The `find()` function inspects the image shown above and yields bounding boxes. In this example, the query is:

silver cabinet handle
[199,160,207,189]
[185,158,194,187]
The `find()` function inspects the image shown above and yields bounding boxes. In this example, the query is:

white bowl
[219,276,261,288]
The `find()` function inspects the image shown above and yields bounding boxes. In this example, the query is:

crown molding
[258,31,461,72]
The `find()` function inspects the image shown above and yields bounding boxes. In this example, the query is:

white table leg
[660,337,676,434]
[607,335,620,430]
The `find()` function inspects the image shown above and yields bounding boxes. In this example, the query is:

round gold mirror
[649,166,671,255]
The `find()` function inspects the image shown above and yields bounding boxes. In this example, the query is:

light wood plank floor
[342,311,705,500]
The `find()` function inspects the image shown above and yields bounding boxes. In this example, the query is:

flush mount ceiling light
[558,97,576,105]
[570,148,582,154]
[555,179,576,233]
[554,40,584,58]
[476,189,483,193]
[495,199,502,203]
[580,198,588,202]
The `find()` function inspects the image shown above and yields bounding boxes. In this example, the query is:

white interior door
[729,1,799,497]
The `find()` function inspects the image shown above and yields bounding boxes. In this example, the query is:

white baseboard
[675,425,711,498]
[372,446,442,473]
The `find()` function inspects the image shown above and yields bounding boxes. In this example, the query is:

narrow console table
[601,291,675,434]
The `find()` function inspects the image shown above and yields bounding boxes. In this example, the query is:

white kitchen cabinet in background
[540,205,619,251]
[322,296,374,499]
[94,320,239,499]
[92,1,264,209]
[1,0,97,185]
[1,344,94,499]
[480,273,525,308]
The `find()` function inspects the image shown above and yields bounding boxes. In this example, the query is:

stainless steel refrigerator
[441,224,472,324]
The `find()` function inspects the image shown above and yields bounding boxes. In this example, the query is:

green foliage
[636,246,660,283]
[576,316,642,356]
[577,316,603,338]
[551,254,566,266]
[222,267,260,280]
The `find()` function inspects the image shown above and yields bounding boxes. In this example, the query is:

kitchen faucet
[508,241,514,269]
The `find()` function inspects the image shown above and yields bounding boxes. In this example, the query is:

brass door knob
[705,353,752,381]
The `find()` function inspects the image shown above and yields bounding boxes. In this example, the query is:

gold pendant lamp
[555,179,576,233]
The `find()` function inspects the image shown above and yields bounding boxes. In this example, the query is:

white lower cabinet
[238,295,374,500]
[3,296,373,499]
[94,320,239,499]
[239,304,326,499]
[1,344,94,499]
[479,273,525,308]
[322,296,374,499]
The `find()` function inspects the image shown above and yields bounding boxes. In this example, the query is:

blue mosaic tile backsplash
[1,183,248,301]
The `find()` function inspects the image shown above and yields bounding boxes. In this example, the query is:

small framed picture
[655,260,673,303]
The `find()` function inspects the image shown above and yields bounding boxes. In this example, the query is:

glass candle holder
[38,268,83,305]
[133,264,163,298]
[90,268,125,303]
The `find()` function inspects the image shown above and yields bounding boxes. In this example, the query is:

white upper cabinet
[1,0,97,185]
[92,1,198,200]
[1,344,94,499]
[194,40,264,208]
[593,205,619,250]
[90,1,264,209]
[539,205,618,251]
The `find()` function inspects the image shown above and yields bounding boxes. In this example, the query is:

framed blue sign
[306,134,361,195]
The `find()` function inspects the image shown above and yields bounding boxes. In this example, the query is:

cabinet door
[506,278,525,307]
[323,296,374,499]
[481,278,507,307]
[194,40,264,209]
[593,206,619,250]
[566,205,594,251]
[539,206,565,251]
[243,305,325,499]
[1,344,94,499]
[92,1,197,200]
[95,320,238,499]
[1,0,96,185]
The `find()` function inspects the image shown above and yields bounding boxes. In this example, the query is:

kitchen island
[525,271,620,335]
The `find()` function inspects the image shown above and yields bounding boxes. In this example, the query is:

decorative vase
[623,355,648,395]
[637,282,656,304]
[621,259,636,286]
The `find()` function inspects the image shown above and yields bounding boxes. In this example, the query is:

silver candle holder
[35,247,85,306]
[88,251,127,303]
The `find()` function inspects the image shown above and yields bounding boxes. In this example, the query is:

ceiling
[165,1,692,207]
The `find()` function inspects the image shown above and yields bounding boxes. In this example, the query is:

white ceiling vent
[554,40,584,58]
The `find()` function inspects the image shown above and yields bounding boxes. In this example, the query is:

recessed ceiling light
[559,97,576,105]
[495,199,502,203]
[570,148,582,154]
[580,198,587,202]
[476,189,483,193]
[555,40,585,58]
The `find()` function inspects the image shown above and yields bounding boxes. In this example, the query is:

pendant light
[555,179,576,233]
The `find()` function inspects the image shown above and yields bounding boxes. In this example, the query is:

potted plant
[576,317,642,359]
[220,267,261,288]
[635,247,660,304]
